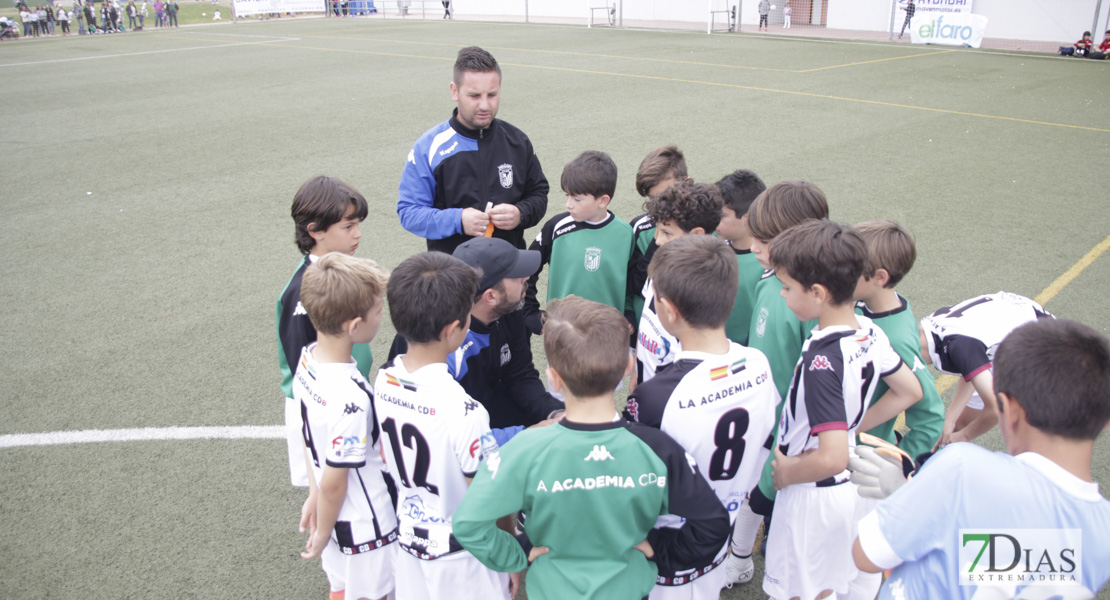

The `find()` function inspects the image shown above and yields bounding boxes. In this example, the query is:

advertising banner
[233,0,325,17]
[910,12,988,47]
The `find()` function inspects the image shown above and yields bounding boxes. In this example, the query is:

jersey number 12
[381,417,439,495]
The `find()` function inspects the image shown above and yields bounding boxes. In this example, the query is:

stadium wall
[452,0,1110,44]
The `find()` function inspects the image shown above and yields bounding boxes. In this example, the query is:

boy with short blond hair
[853,220,945,461]
[295,252,396,600]
[523,150,633,333]
[855,318,1110,598]
[763,220,922,600]
[374,252,514,600]
[278,175,372,487]
[627,145,688,325]
[626,236,778,600]
[454,296,730,600]
[715,168,768,346]
[635,180,723,383]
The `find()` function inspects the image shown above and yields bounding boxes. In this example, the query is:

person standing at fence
[441,0,451,19]
[397,46,550,256]
[165,0,177,27]
[899,0,915,38]
[758,0,769,31]
[782,1,791,28]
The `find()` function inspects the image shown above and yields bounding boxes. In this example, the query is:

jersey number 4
[381,417,439,495]
[709,408,749,481]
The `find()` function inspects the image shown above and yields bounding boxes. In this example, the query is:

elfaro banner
[910,13,989,47]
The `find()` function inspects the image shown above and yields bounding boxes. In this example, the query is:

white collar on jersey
[1015,452,1102,501]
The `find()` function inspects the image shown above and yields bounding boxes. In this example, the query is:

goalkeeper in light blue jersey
[853,319,1110,599]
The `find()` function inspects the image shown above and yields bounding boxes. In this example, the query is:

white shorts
[967,391,984,410]
[286,396,309,487]
[394,550,510,600]
[321,538,396,599]
[648,553,729,600]
[763,482,860,600]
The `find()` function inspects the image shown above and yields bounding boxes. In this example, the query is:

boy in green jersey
[453,297,729,600]
[725,180,829,587]
[714,168,768,346]
[277,175,373,487]
[852,220,944,462]
[626,145,687,326]
[524,151,633,334]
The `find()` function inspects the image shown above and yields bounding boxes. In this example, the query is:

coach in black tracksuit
[388,237,563,439]
[396,46,549,256]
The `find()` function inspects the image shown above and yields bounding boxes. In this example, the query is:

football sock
[731,500,762,557]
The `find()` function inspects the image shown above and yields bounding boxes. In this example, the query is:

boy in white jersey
[295,253,397,600]
[626,235,778,600]
[763,220,922,600]
[919,291,1053,446]
[855,318,1110,598]
[635,180,723,385]
[375,252,516,600]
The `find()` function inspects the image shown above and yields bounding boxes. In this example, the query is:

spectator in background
[19,6,32,37]
[899,0,914,38]
[442,0,451,19]
[758,0,769,31]
[45,3,54,34]
[138,0,146,28]
[127,2,136,29]
[58,6,70,34]
[165,0,177,26]
[1074,31,1094,57]
[153,0,163,27]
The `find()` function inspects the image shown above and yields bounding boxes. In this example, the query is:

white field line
[0,36,300,68]
[0,425,284,449]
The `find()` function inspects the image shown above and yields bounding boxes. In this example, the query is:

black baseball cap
[453,237,541,293]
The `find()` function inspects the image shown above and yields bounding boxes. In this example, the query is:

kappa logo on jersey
[343,403,363,415]
[584,247,602,272]
[500,343,511,366]
[480,431,502,478]
[406,148,415,165]
[584,445,615,461]
[463,399,479,415]
[810,355,832,371]
[911,355,927,372]
[438,140,458,156]
[755,307,769,338]
[498,163,514,188]
[385,374,418,392]
[293,301,307,316]
[625,397,640,421]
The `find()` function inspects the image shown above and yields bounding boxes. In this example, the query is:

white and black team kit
[636,279,681,384]
[373,357,510,600]
[764,317,903,600]
[920,291,1053,409]
[627,343,778,599]
[294,344,398,600]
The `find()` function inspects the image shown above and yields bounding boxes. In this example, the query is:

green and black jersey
[724,245,766,346]
[858,295,945,460]
[276,255,372,398]
[625,213,657,325]
[453,418,729,600]
[524,211,634,326]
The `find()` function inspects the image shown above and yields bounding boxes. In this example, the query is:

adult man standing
[388,237,563,439]
[397,46,549,255]
[899,0,915,38]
